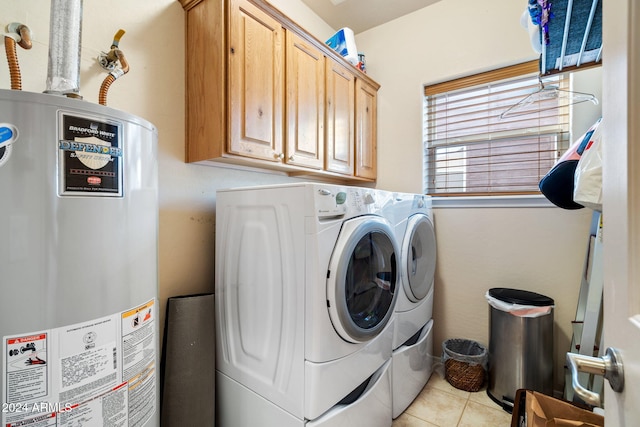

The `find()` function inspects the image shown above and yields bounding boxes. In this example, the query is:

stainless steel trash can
[486,288,554,412]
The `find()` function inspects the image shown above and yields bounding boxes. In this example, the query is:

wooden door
[285,32,325,169]
[228,0,284,162]
[355,79,377,179]
[325,59,355,175]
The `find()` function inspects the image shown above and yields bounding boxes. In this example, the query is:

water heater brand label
[2,299,157,427]
[0,124,17,146]
[0,123,18,168]
[58,112,123,197]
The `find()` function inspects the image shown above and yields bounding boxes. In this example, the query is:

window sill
[431,194,556,208]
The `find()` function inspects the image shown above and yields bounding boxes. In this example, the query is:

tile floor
[393,373,512,427]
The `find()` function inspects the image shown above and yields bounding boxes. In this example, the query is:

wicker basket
[443,338,487,392]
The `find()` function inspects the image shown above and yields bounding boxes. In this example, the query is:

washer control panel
[314,186,379,218]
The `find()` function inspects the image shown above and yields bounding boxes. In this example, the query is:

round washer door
[327,216,399,343]
[401,213,436,302]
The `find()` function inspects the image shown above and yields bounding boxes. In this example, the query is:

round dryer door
[327,216,399,343]
[401,213,436,302]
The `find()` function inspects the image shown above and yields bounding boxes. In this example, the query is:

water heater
[0,89,159,426]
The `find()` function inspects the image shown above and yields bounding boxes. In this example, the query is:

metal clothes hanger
[499,76,598,119]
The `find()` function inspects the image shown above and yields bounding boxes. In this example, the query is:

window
[423,61,570,196]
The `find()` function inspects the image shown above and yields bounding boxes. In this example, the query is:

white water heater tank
[0,89,159,426]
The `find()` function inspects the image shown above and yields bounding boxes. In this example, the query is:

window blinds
[423,61,570,196]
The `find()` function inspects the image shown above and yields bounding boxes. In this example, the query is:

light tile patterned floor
[393,373,513,427]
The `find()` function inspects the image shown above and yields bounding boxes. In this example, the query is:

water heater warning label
[5,334,48,402]
[2,299,157,427]
[58,112,123,197]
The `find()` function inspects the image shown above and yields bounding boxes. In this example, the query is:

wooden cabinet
[229,0,284,162]
[182,0,225,162]
[325,59,355,176]
[179,0,379,182]
[285,32,325,169]
[355,79,377,179]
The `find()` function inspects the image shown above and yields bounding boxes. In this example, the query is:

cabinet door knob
[288,156,295,161]
[274,153,284,160]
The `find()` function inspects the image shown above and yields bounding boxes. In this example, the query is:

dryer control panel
[314,186,381,218]
[314,187,348,218]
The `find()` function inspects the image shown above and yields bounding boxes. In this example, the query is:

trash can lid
[488,288,554,306]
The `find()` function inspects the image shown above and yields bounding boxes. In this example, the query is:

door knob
[566,347,624,407]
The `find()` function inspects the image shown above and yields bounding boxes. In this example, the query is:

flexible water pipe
[98,29,129,106]
[98,49,129,106]
[3,23,32,90]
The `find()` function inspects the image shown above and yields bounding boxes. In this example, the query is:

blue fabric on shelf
[543,0,602,74]
[528,0,542,25]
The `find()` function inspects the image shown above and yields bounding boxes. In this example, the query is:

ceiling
[300,0,441,34]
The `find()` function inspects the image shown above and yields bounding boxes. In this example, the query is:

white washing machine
[215,183,399,426]
[387,192,437,418]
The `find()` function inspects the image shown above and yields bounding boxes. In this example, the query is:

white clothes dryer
[387,192,437,418]
[215,183,399,426]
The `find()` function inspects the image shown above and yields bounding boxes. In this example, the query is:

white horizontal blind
[423,63,570,196]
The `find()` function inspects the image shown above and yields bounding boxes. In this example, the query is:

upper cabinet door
[228,0,284,162]
[325,59,355,176]
[183,0,226,162]
[355,78,377,179]
[285,32,325,169]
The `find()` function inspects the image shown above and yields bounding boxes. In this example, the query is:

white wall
[355,0,600,391]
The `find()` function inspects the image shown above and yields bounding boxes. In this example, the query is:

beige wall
[355,0,601,391]
[432,205,593,392]
[1,0,600,394]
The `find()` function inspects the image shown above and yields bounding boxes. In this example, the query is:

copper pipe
[15,24,33,50]
[98,75,115,106]
[4,23,32,91]
[98,48,129,106]
[4,36,22,90]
